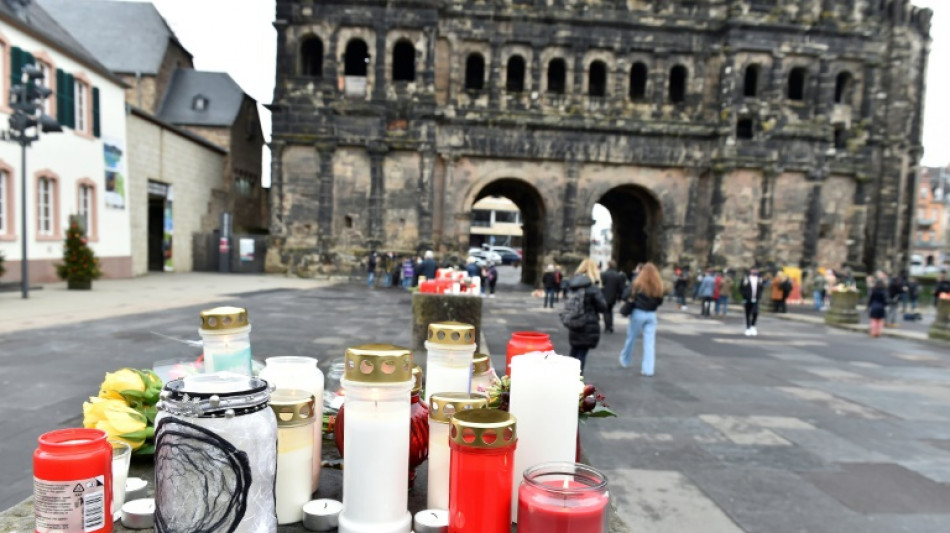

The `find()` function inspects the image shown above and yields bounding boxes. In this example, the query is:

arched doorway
[594,185,662,275]
[472,178,545,286]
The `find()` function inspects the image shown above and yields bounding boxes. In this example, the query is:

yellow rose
[83,397,148,450]
[98,369,145,400]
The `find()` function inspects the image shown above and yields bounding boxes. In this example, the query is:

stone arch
[589,184,664,274]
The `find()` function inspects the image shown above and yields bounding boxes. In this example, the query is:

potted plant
[56,222,102,290]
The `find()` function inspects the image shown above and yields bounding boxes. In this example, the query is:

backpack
[559,288,588,329]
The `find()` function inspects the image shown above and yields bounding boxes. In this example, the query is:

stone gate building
[268,0,931,284]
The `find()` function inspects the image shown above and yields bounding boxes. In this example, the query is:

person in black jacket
[541,264,558,308]
[740,268,766,336]
[618,263,664,376]
[934,271,950,306]
[566,258,607,372]
[600,261,627,333]
[419,250,438,280]
[868,279,889,337]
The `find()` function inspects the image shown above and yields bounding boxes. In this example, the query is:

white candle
[338,345,413,533]
[271,390,316,525]
[120,498,155,530]
[303,499,343,532]
[470,354,493,396]
[199,307,252,375]
[426,393,489,510]
[424,322,476,405]
[508,352,581,521]
[413,509,449,533]
[124,477,148,502]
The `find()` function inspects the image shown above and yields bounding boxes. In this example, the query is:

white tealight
[121,498,155,530]
[125,477,148,502]
[302,499,343,532]
[413,509,449,533]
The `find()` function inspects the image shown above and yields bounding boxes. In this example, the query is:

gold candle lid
[412,365,423,394]
[344,344,413,383]
[450,409,517,449]
[429,392,489,423]
[200,306,249,331]
[427,321,476,345]
[269,389,315,428]
[472,354,491,374]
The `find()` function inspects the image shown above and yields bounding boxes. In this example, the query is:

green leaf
[141,407,158,424]
[587,407,618,418]
[133,444,154,456]
[120,390,146,400]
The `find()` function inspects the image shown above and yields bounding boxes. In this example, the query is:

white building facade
[0,6,130,283]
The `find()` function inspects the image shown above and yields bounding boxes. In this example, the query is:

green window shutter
[64,73,75,128]
[23,51,35,68]
[92,87,101,138]
[56,69,66,124]
[10,46,22,89]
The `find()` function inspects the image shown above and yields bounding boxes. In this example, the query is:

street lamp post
[3,63,62,299]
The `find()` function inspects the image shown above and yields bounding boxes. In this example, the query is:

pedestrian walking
[907,277,921,311]
[542,265,558,308]
[563,258,607,372]
[716,270,734,316]
[740,268,765,336]
[401,257,415,289]
[868,279,889,337]
[771,272,787,313]
[697,269,716,317]
[618,262,664,376]
[811,270,828,311]
[366,250,378,288]
[487,262,498,297]
[559,267,570,301]
[935,271,950,306]
[600,261,627,334]
[673,269,689,311]
[887,274,903,326]
[419,250,438,280]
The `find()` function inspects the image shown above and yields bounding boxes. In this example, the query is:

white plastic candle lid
[125,477,148,500]
[121,498,155,529]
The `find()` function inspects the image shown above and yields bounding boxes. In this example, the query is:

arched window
[744,64,760,97]
[669,65,688,103]
[737,118,754,140]
[506,55,526,92]
[465,53,485,91]
[589,60,607,97]
[629,62,648,100]
[788,67,807,101]
[301,37,323,77]
[835,71,853,104]
[547,58,566,94]
[392,40,415,82]
[344,39,369,77]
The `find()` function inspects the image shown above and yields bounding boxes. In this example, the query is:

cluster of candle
[418,269,481,294]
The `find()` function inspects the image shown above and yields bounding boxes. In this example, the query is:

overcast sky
[137,0,949,190]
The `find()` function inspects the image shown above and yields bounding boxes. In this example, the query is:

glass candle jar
[427,393,489,510]
[338,344,413,533]
[517,463,609,533]
[409,365,430,488]
[34,428,113,533]
[199,307,252,375]
[324,358,347,412]
[505,331,554,376]
[155,373,277,533]
[270,390,316,525]
[448,409,518,533]
[424,322,477,405]
[470,354,493,396]
[259,356,325,491]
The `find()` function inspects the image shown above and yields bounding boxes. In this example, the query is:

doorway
[148,197,165,272]
[594,185,662,275]
[472,178,545,285]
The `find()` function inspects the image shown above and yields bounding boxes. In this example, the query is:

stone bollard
[825,290,860,325]
[929,299,950,341]
[411,293,483,352]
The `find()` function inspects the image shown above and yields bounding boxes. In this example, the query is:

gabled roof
[38,0,187,75]
[157,69,251,127]
[0,0,124,85]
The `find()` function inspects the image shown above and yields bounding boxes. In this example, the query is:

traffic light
[8,64,61,135]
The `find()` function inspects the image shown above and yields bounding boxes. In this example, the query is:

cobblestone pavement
[2,273,950,532]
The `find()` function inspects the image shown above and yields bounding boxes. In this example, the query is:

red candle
[517,463,609,533]
[34,428,113,533]
[448,409,517,533]
[505,331,554,376]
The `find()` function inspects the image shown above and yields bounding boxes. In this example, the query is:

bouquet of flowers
[82,368,163,454]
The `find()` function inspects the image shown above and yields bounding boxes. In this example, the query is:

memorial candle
[508,352,581,521]
[470,354,493,396]
[424,322,476,404]
[338,344,413,533]
[199,307,252,375]
[427,392,489,509]
[517,462,609,533]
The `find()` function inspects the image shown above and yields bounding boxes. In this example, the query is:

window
[547,58,566,94]
[588,61,607,97]
[834,126,847,149]
[737,118,754,140]
[301,37,323,77]
[392,40,415,82]
[506,55,525,92]
[37,176,55,236]
[494,211,519,223]
[193,95,208,111]
[669,65,688,103]
[0,169,7,235]
[0,42,6,107]
[35,60,52,114]
[472,210,492,227]
[744,64,760,97]
[835,71,853,105]
[464,53,485,91]
[77,182,95,237]
[788,67,807,101]
[629,62,647,100]
[74,79,88,133]
[344,39,369,76]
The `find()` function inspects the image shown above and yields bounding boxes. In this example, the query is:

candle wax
[517,480,608,533]
[427,422,451,509]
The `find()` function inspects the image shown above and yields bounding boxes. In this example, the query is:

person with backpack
[560,258,607,373]
[618,262,664,376]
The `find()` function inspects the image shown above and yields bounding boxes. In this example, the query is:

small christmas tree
[56,222,102,286]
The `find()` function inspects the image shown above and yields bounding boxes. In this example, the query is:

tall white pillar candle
[423,322,476,404]
[426,393,489,509]
[338,344,413,533]
[270,390,315,525]
[508,352,581,521]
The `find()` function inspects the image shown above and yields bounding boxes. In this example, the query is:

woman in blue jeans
[619,262,665,376]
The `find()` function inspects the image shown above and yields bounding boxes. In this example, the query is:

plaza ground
[2,269,950,532]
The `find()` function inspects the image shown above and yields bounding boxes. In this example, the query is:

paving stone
[805,463,950,514]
